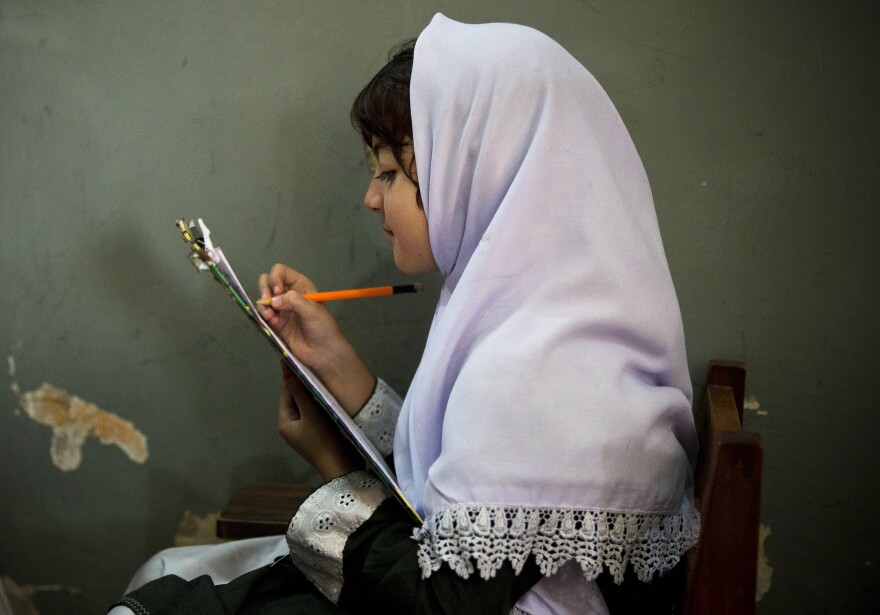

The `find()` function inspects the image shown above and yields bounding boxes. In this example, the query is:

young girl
[110,13,699,615]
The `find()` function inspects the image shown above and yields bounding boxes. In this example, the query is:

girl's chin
[393,252,440,275]
[392,252,415,274]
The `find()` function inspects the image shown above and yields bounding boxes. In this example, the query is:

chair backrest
[683,360,763,615]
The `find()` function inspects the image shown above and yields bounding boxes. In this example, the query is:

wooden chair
[683,360,763,614]
[217,359,765,615]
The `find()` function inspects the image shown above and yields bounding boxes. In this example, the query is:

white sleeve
[351,378,402,457]
[286,471,391,604]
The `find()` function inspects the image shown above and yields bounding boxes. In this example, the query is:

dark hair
[350,39,421,204]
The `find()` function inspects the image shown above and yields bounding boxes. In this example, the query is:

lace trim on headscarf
[414,501,700,584]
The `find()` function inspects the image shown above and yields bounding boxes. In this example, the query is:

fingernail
[271,296,282,308]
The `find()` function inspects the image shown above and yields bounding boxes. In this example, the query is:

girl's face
[364,142,438,274]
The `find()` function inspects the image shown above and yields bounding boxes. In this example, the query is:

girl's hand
[278,363,361,481]
[258,264,340,372]
[258,264,376,415]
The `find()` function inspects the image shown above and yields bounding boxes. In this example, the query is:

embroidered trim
[286,471,390,604]
[414,501,700,585]
[120,597,149,615]
[352,378,402,456]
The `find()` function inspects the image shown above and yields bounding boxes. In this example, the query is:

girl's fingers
[268,264,318,295]
[269,290,304,312]
[279,364,301,421]
[258,273,281,320]
[268,263,295,295]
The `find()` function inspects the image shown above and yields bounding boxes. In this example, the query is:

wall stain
[7,353,20,396]
[0,576,38,615]
[174,510,224,547]
[744,394,767,416]
[17,382,148,472]
[1,576,82,614]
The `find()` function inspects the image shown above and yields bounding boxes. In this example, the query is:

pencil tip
[414,283,423,292]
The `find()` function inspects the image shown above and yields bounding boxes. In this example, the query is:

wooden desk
[216,483,313,539]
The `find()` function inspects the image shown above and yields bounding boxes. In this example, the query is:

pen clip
[196,218,215,252]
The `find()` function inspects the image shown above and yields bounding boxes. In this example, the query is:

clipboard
[176,218,423,525]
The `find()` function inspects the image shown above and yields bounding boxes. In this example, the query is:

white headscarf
[396,14,699,592]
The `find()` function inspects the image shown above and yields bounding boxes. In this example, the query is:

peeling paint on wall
[17,383,148,472]
[6,353,20,396]
[174,510,225,547]
[744,394,767,416]
[756,523,773,601]
[1,576,39,615]
[0,576,82,615]
[0,575,17,615]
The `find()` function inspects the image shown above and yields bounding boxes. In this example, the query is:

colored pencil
[257,283,422,305]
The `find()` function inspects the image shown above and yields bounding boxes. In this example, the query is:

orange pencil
[257,283,422,305]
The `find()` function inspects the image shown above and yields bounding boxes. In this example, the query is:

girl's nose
[364,179,382,213]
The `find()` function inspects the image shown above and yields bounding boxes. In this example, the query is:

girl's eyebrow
[365,148,378,174]
[372,145,397,166]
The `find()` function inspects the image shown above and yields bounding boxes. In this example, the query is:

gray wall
[1,1,877,612]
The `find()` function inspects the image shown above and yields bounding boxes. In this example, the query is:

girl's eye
[375,170,395,184]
